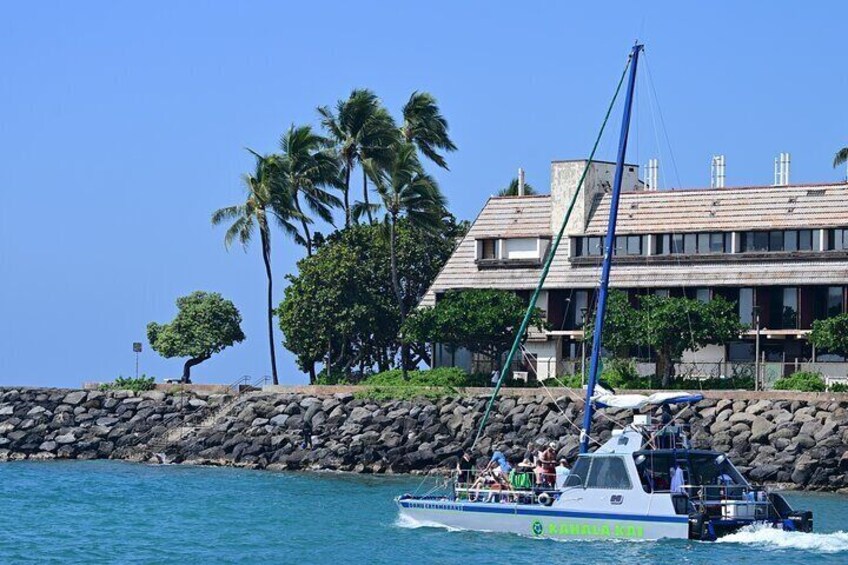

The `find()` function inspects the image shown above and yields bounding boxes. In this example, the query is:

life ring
[538,492,554,506]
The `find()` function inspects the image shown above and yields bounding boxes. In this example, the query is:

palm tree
[498,178,537,196]
[375,142,447,378]
[278,125,342,256]
[318,89,397,227]
[401,91,457,170]
[835,147,848,169]
[211,150,302,385]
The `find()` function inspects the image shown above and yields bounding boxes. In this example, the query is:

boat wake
[395,514,466,533]
[717,524,848,554]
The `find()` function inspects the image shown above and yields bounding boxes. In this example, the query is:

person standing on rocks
[301,419,313,449]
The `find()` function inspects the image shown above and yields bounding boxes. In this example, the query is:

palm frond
[834,147,848,168]
[498,178,537,196]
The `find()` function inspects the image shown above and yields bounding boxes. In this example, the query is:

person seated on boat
[456,452,475,485]
[536,442,557,487]
[670,463,686,494]
[639,466,654,493]
[555,458,571,489]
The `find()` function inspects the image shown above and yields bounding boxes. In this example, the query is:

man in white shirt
[555,458,571,489]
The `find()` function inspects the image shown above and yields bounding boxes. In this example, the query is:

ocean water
[1,461,847,564]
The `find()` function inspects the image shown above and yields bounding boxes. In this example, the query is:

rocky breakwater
[173,391,848,491]
[0,387,222,461]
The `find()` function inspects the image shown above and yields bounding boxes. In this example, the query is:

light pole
[132,342,142,379]
[753,306,761,391]
[580,307,588,387]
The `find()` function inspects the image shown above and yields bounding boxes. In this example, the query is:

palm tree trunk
[389,215,409,379]
[363,167,374,224]
[293,191,312,256]
[343,163,352,228]
[260,227,280,385]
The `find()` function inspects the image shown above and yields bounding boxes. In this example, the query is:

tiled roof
[420,185,848,307]
[583,182,848,235]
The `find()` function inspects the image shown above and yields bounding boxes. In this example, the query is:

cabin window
[563,456,592,488]
[586,456,632,490]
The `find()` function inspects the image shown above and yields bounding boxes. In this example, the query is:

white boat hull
[397,498,690,541]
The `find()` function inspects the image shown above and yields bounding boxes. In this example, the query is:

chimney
[774,152,790,186]
[518,168,525,196]
[643,158,659,190]
[711,155,726,188]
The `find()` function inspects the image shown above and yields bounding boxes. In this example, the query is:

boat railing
[452,468,562,505]
[685,484,770,520]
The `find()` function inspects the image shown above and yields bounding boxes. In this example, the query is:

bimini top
[592,385,703,410]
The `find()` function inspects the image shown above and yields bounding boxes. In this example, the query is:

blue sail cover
[592,385,704,409]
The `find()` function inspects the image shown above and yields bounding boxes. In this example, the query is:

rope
[538,377,602,447]
[470,53,634,452]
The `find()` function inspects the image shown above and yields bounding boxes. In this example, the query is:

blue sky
[1,2,845,387]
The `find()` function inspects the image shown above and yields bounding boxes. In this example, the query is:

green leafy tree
[278,124,342,255]
[637,294,743,387]
[147,291,245,383]
[375,142,446,378]
[211,150,301,385]
[318,89,398,226]
[834,146,848,169]
[278,218,466,382]
[590,291,742,387]
[400,91,457,170]
[403,289,547,372]
[811,313,848,359]
[498,178,537,196]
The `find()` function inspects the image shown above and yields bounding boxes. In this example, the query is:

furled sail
[592,384,703,409]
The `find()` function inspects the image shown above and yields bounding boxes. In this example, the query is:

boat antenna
[468,46,636,452]
[579,42,644,454]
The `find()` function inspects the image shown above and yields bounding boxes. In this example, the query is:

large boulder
[64,391,87,406]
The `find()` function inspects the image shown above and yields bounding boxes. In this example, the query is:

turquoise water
[1,461,848,564]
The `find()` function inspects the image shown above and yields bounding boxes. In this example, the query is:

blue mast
[579,43,644,454]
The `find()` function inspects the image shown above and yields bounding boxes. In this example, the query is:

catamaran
[396,43,814,541]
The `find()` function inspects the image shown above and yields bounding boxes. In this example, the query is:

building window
[626,235,642,255]
[798,230,813,251]
[684,233,697,254]
[827,286,844,317]
[828,228,847,251]
[785,230,798,251]
[769,230,784,252]
[771,287,798,329]
[654,288,670,298]
[480,239,497,259]
[709,233,725,253]
[695,288,711,303]
[697,233,710,254]
[672,234,684,254]
[739,288,754,326]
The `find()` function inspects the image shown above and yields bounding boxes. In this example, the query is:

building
[422,159,848,382]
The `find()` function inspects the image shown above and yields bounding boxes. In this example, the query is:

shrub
[773,371,826,392]
[828,381,848,393]
[99,375,156,392]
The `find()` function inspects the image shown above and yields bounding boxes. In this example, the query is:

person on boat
[522,442,537,467]
[536,442,557,487]
[555,458,571,489]
[670,463,686,494]
[489,449,512,476]
[456,452,475,485]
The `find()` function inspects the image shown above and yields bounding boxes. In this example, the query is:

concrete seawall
[2,386,847,491]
